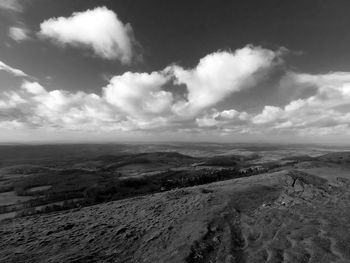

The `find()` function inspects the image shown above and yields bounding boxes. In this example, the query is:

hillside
[1,169,350,263]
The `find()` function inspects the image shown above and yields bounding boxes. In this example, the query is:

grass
[0,191,34,206]
[13,169,117,196]
[0,150,273,218]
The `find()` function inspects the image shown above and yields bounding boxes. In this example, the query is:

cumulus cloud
[252,106,283,124]
[0,78,173,132]
[8,26,30,42]
[0,0,22,12]
[38,6,136,63]
[190,70,350,139]
[0,81,121,130]
[249,72,350,136]
[0,45,283,133]
[181,70,350,138]
[0,60,28,77]
[196,109,250,127]
[168,45,280,115]
[103,72,172,117]
[4,45,350,141]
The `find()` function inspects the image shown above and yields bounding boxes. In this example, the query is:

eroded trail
[1,170,350,263]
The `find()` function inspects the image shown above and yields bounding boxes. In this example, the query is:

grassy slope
[2,169,350,262]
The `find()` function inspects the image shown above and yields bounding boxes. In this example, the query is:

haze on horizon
[1,0,350,144]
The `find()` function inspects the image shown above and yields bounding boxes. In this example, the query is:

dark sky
[2,0,350,92]
[1,0,350,143]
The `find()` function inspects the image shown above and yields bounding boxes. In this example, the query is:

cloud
[0,45,283,133]
[196,109,250,127]
[0,79,173,132]
[252,106,283,124]
[168,45,280,115]
[8,26,30,42]
[103,71,173,117]
[3,45,350,141]
[249,72,350,136]
[0,0,22,12]
[190,70,350,139]
[0,60,28,77]
[39,6,136,63]
[0,81,120,130]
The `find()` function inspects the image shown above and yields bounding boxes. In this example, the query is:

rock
[284,175,294,186]
[294,179,304,192]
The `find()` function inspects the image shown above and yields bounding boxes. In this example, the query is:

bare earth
[1,168,350,263]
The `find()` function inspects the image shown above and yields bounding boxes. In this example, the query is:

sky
[1,0,350,144]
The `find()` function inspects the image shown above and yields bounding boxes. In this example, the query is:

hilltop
[1,146,350,262]
[1,168,350,262]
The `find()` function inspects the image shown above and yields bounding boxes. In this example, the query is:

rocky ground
[1,169,350,263]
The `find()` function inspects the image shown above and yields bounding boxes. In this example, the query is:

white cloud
[0,46,284,134]
[21,81,46,95]
[103,71,172,117]
[3,45,350,142]
[9,26,30,42]
[168,45,279,115]
[187,70,350,139]
[0,81,121,130]
[0,0,22,12]
[196,109,250,127]
[252,106,283,124]
[0,79,174,132]
[249,72,350,136]
[0,60,28,77]
[39,6,136,63]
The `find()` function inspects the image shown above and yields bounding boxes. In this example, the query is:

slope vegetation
[1,169,350,263]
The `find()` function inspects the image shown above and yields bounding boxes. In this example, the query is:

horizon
[1,0,350,143]
[1,140,350,149]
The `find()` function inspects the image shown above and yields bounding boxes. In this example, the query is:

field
[1,143,350,262]
[0,145,273,220]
